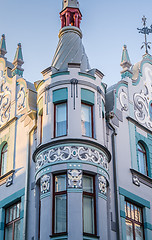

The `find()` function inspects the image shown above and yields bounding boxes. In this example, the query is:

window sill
[130,168,152,188]
[0,170,15,186]
[82,135,97,140]
[83,233,99,240]
[50,233,67,240]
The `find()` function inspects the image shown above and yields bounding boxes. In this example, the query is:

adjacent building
[0,1,152,240]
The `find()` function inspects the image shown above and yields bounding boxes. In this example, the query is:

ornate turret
[12,43,24,77]
[120,45,132,79]
[51,0,90,73]
[0,34,7,57]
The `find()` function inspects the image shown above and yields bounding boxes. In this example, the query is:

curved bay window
[83,174,96,236]
[4,202,21,240]
[125,201,144,240]
[137,142,148,176]
[81,103,93,138]
[53,174,67,234]
[0,143,8,176]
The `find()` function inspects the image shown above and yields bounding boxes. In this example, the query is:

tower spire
[12,43,24,77]
[60,0,82,29]
[120,45,132,79]
[0,34,7,57]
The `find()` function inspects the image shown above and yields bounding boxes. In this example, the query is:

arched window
[0,143,8,176]
[137,142,148,176]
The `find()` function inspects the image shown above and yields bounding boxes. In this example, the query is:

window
[83,174,96,235]
[0,143,8,176]
[40,114,43,144]
[125,201,144,240]
[137,142,148,175]
[4,202,21,240]
[53,174,67,234]
[81,103,93,138]
[54,102,67,137]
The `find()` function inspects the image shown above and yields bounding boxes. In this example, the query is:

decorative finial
[12,43,24,77]
[0,34,7,57]
[137,16,152,54]
[120,45,132,79]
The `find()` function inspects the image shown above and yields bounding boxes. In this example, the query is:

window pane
[81,104,92,137]
[54,195,66,233]
[55,175,66,192]
[131,204,134,220]
[6,209,9,224]
[13,205,17,220]
[138,151,146,175]
[56,103,67,137]
[16,203,20,218]
[83,195,95,234]
[83,175,93,193]
[14,220,20,240]
[126,220,133,240]
[5,224,13,240]
[1,146,7,175]
[9,207,13,222]
[138,143,147,175]
[135,223,144,240]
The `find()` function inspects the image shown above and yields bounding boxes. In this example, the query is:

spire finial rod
[137,16,152,54]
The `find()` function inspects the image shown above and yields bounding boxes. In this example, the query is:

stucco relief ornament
[119,89,128,111]
[36,145,109,171]
[98,175,107,194]
[68,169,82,188]
[0,70,11,126]
[17,86,25,110]
[132,175,140,187]
[134,66,152,128]
[41,174,50,194]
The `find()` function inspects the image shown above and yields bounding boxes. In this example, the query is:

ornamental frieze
[35,144,109,172]
[0,70,11,126]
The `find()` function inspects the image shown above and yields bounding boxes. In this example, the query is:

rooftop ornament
[137,16,152,54]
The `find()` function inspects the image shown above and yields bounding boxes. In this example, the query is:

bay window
[54,102,67,137]
[0,143,8,176]
[81,103,93,138]
[4,202,21,240]
[83,174,96,235]
[53,174,67,234]
[125,201,144,240]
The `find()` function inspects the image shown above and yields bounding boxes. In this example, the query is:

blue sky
[1,0,152,87]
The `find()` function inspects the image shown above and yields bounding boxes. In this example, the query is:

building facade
[0,1,152,240]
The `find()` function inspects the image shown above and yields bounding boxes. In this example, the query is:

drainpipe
[23,118,36,240]
[107,121,121,240]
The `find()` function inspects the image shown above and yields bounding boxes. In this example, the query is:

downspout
[23,118,36,240]
[107,121,121,240]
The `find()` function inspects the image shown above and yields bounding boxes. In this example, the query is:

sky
[1,0,152,88]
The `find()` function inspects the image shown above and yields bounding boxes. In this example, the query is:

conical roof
[51,26,90,72]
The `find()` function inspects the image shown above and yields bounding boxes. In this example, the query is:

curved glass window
[137,142,148,175]
[0,143,8,176]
